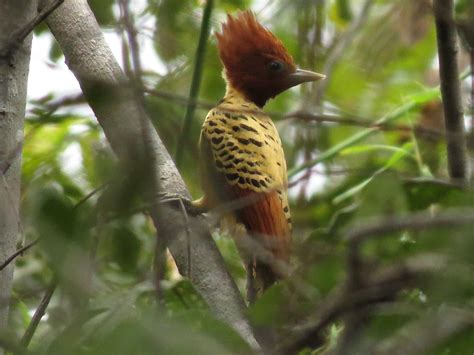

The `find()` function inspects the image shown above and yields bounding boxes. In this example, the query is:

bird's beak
[287,69,326,87]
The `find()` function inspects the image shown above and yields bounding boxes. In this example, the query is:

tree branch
[20,282,57,348]
[45,0,258,348]
[118,0,143,87]
[0,0,64,59]
[434,0,468,183]
[0,239,39,271]
[345,208,474,245]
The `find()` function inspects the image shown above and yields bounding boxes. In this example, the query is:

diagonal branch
[20,282,57,348]
[44,0,257,349]
[0,239,39,271]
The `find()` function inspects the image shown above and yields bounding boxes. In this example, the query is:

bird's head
[216,11,325,107]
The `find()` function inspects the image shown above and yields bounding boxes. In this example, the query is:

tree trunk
[0,0,37,349]
[45,0,258,349]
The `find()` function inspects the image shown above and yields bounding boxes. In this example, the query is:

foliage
[2,0,473,354]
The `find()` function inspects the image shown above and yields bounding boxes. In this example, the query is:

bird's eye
[268,60,284,72]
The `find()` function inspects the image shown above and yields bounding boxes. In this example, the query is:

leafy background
[5,0,473,354]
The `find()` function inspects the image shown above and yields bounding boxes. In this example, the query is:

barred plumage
[194,11,324,301]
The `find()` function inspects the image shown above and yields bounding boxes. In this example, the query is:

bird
[194,10,325,302]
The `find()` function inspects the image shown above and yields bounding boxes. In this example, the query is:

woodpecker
[195,11,324,301]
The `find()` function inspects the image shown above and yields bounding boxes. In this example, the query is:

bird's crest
[216,11,297,106]
[216,11,295,70]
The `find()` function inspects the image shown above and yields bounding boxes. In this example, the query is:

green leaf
[334,143,414,204]
[340,144,415,158]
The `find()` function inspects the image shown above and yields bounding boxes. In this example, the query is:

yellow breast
[199,88,291,228]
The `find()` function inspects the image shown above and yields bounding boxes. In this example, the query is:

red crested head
[216,11,324,107]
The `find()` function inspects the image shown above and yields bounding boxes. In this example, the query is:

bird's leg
[155,192,209,216]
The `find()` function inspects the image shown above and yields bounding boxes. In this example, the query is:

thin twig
[346,208,474,245]
[0,239,39,271]
[118,19,133,80]
[35,92,85,116]
[119,0,144,90]
[175,0,214,168]
[146,87,450,141]
[288,99,422,177]
[41,86,451,143]
[73,182,109,210]
[286,68,472,179]
[20,282,57,349]
[434,0,468,183]
[0,0,64,59]
[284,110,447,139]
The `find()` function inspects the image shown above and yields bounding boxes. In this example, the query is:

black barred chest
[202,107,286,193]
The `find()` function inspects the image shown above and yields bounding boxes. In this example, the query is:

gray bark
[45,0,258,349]
[0,0,37,348]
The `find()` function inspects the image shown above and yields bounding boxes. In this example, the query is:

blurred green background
[5,0,473,353]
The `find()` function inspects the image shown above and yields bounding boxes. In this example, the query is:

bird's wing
[200,105,291,263]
